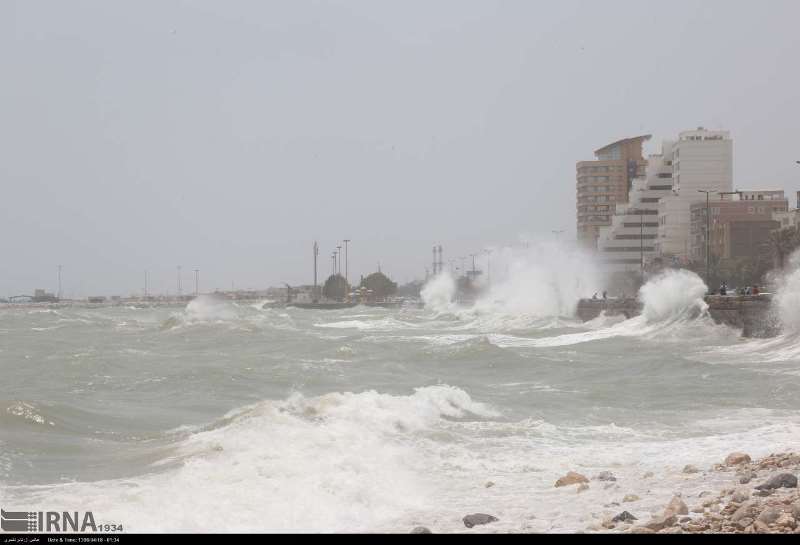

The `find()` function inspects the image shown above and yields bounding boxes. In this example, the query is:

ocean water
[1,269,800,533]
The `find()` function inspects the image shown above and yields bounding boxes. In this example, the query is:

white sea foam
[490,269,712,348]
[3,385,800,533]
[184,294,239,322]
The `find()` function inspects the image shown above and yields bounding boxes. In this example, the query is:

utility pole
[194,269,199,296]
[144,270,148,298]
[698,190,713,289]
[343,239,350,286]
[313,241,319,301]
[484,249,492,288]
[57,265,62,300]
[177,266,182,298]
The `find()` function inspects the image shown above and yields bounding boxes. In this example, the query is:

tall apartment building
[596,141,675,273]
[655,128,733,262]
[576,135,650,248]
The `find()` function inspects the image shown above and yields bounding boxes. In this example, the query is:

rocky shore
[586,451,800,534]
[410,450,799,534]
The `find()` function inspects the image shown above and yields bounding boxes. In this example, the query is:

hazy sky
[2,0,799,297]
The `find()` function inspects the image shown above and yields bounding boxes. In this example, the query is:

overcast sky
[2,0,799,297]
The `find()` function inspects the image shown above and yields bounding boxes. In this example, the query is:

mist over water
[2,252,800,532]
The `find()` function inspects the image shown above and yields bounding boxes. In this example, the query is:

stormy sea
[2,247,800,533]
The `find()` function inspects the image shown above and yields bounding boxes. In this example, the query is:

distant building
[32,289,58,303]
[655,128,733,262]
[265,285,316,303]
[689,190,787,262]
[576,135,650,248]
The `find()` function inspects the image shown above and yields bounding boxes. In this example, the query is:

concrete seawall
[575,295,780,338]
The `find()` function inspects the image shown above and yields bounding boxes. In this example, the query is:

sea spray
[161,294,240,329]
[421,273,456,313]
[184,294,239,322]
[472,239,604,317]
[775,250,800,333]
[639,269,708,323]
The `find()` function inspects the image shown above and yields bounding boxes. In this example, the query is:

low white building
[655,128,733,263]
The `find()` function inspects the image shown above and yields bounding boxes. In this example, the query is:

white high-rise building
[597,141,675,273]
[655,128,733,262]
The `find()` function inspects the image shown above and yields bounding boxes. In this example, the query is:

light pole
[177,265,182,298]
[698,190,713,289]
[484,249,493,288]
[313,241,319,301]
[343,239,350,286]
[194,269,199,296]
[336,246,342,275]
[57,265,62,300]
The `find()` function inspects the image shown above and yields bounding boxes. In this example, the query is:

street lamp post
[698,190,713,289]
[313,242,319,301]
[343,239,350,286]
[484,249,493,288]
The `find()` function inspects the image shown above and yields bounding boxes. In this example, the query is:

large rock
[555,471,589,487]
[731,501,758,522]
[775,513,797,529]
[755,473,797,490]
[665,496,689,516]
[612,511,637,523]
[732,489,750,503]
[462,514,498,528]
[410,527,432,534]
[725,452,752,466]
[683,465,700,474]
[754,520,771,533]
[643,513,677,532]
[757,507,781,525]
[622,494,640,503]
[595,471,617,482]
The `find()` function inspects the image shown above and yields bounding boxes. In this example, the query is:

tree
[322,274,349,301]
[359,272,397,300]
[768,226,800,270]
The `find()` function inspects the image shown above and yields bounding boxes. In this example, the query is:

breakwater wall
[575,295,780,338]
